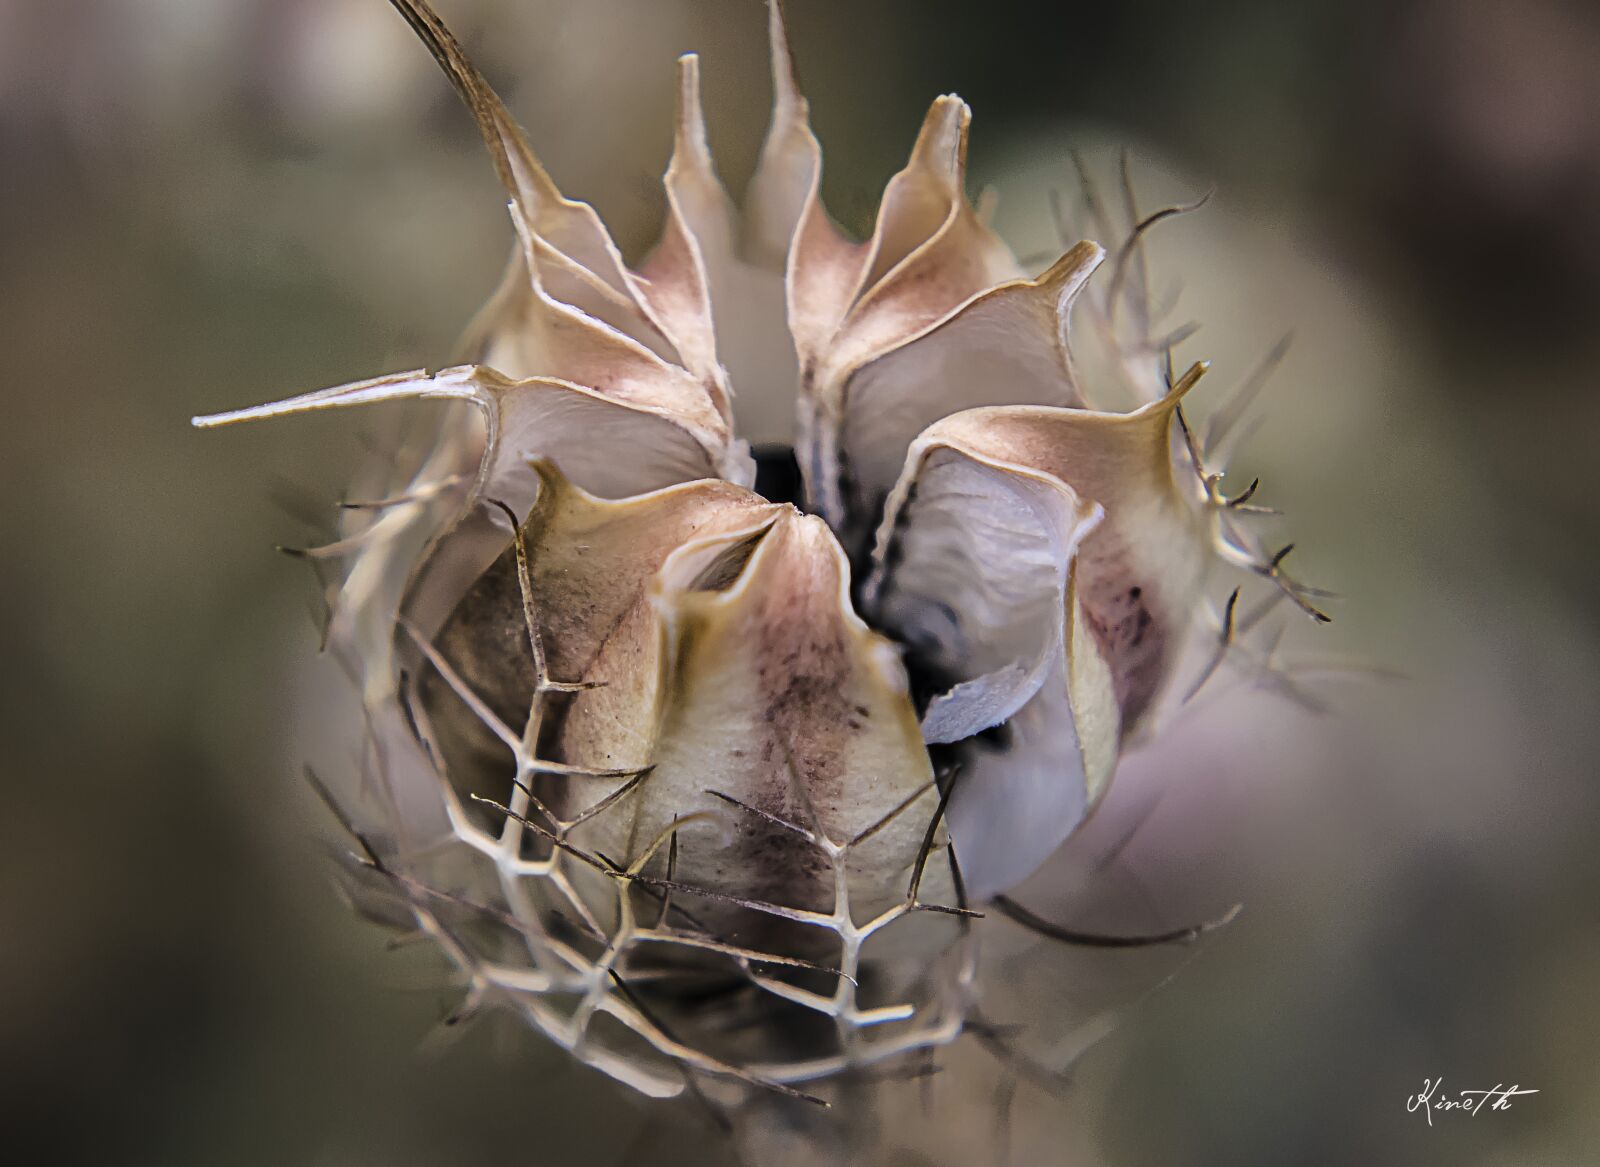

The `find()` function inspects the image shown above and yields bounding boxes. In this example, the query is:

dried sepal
[837,241,1105,549]
[865,369,1211,894]
[881,365,1213,731]
[792,95,1025,527]
[192,364,723,513]
[423,462,781,798]
[626,511,942,925]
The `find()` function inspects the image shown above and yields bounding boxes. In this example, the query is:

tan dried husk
[194,0,1327,1103]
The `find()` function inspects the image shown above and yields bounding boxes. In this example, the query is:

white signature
[1407,1077,1538,1126]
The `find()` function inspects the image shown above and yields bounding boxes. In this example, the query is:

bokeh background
[3,0,1598,1163]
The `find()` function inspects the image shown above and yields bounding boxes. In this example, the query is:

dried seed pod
[195,0,1324,1104]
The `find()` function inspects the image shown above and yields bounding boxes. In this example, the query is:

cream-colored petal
[423,464,780,797]
[554,509,941,943]
[193,365,720,515]
[863,443,1108,896]
[393,0,740,391]
[464,241,678,369]
[743,0,818,269]
[854,96,973,294]
[875,368,1212,737]
[787,96,977,398]
[831,198,1027,399]
[864,444,1104,744]
[490,204,734,448]
[655,56,736,266]
[759,0,868,386]
[634,55,729,413]
[863,375,1212,895]
[525,468,777,683]
[649,39,806,444]
[837,242,1104,548]
[793,96,1026,528]
[195,368,731,713]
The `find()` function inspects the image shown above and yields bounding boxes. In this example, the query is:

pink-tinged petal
[556,509,943,943]
[193,365,721,515]
[862,444,1108,896]
[634,54,730,415]
[903,382,1212,733]
[852,96,969,290]
[638,17,826,446]
[216,17,755,501]
[865,372,1211,894]
[762,0,871,421]
[422,463,780,803]
[391,0,744,418]
[837,241,1104,548]
[464,239,677,370]
[492,202,736,464]
[743,0,822,270]
[194,366,728,711]
[792,95,1025,527]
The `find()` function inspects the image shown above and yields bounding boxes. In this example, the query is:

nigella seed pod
[195,0,1327,1105]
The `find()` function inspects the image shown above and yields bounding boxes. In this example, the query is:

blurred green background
[3,0,1597,1163]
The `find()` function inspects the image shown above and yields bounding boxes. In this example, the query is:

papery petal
[559,509,942,936]
[643,25,813,444]
[838,241,1103,547]
[633,55,728,411]
[393,0,739,410]
[865,446,1105,745]
[862,444,1109,895]
[853,97,991,295]
[423,463,781,795]
[465,241,677,369]
[778,46,870,446]
[194,366,728,708]
[945,645,1115,900]
[548,508,785,783]
[743,0,820,270]
[193,365,721,514]
[792,95,1025,528]
[877,373,1212,735]
[865,374,1211,894]
[493,205,733,454]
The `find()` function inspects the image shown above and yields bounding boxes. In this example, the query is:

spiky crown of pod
[195,0,1327,1108]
